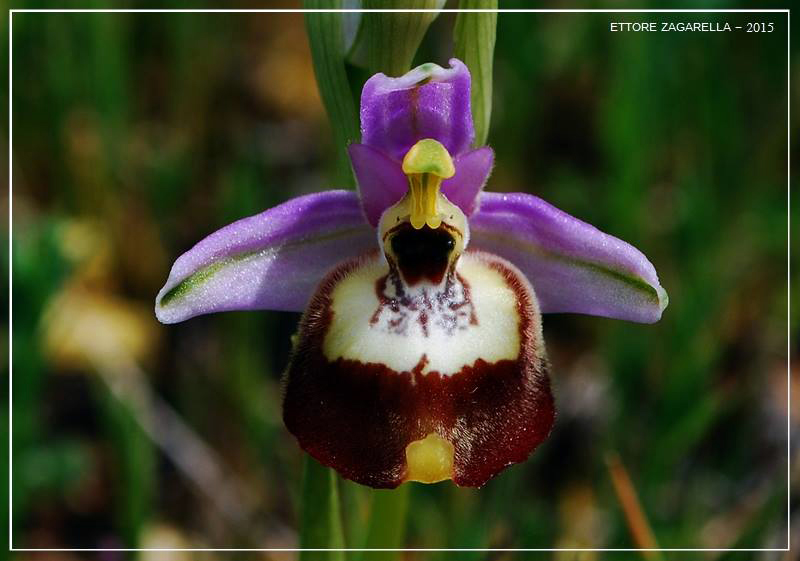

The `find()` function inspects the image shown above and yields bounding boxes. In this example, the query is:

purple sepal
[155,190,377,323]
[442,147,494,216]
[360,58,474,162]
[469,192,668,323]
[348,143,407,227]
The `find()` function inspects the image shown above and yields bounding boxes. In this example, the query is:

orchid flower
[155,59,667,489]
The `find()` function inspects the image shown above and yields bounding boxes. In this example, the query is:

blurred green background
[6,1,797,558]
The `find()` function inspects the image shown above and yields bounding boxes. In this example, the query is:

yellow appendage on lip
[401,139,455,230]
[405,433,455,483]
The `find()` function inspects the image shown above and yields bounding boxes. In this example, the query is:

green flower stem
[299,456,346,560]
[454,0,497,146]
[359,486,410,560]
[361,0,444,77]
[304,1,360,187]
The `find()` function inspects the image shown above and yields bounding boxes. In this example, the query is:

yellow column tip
[401,139,455,178]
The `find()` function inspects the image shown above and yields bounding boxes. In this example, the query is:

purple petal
[441,147,494,216]
[469,192,668,323]
[360,58,474,162]
[155,190,377,323]
[348,143,407,227]
[349,143,493,225]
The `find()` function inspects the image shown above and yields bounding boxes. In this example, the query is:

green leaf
[454,0,497,146]
[299,456,346,560]
[96,381,155,548]
[304,1,360,187]
[359,0,445,77]
[358,486,410,560]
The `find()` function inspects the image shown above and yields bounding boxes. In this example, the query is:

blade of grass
[358,486,410,561]
[453,0,497,147]
[300,456,346,560]
[91,352,265,538]
[606,451,662,561]
[94,378,154,548]
[304,1,360,188]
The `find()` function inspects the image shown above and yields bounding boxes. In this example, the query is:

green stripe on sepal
[501,232,663,303]
[158,251,260,309]
[577,257,669,315]
[156,223,371,321]
[467,191,668,323]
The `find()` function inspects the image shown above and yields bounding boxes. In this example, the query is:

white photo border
[6,6,792,554]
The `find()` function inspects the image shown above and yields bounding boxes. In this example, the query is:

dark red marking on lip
[409,85,421,138]
[282,251,554,489]
[370,269,477,338]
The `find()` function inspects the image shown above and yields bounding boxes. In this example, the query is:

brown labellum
[282,250,554,488]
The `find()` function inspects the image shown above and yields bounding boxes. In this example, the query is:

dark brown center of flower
[390,223,456,285]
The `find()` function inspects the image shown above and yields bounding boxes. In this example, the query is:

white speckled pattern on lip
[323,252,529,376]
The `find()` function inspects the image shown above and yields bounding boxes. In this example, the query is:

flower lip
[283,250,554,488]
